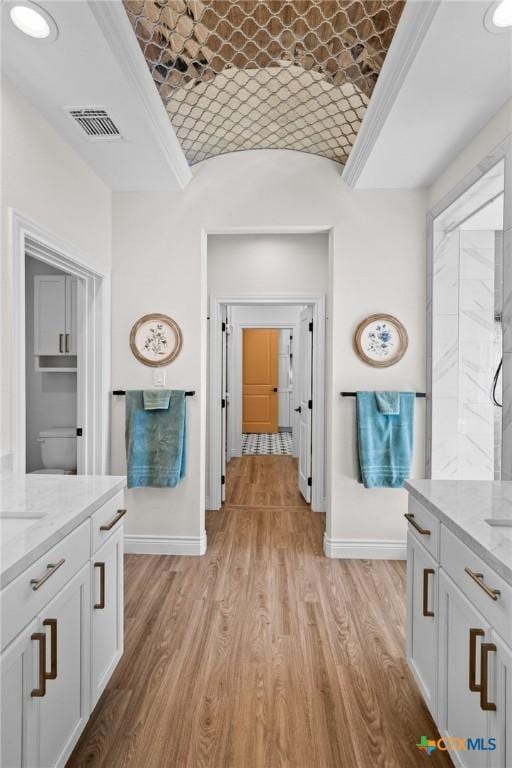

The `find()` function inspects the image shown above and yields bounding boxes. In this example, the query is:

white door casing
[11,210,106,475]
[298,307,313,503]
[208,293,326,513]
[221,306,228,503]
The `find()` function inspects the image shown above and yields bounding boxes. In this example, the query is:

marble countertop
[405,480,512,585]
[0,472,126,588]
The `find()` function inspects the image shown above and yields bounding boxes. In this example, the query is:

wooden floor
[68,456,451,768]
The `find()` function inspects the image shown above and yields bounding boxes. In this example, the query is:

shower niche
[430,160,505,480]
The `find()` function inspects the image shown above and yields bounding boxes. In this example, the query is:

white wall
[208,233,329,295]
[428,98,512,208]
[25,257,77,472]
[112,150,427,553]
[1,77,112,467]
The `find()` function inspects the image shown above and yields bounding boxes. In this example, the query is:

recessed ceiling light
[9,1,58,41]
[485,0,512,32]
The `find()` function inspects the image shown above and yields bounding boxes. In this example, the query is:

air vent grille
[66,108,122,141]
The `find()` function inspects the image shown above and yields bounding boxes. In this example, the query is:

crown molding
[89,0,192,190]
[342,1,441,189]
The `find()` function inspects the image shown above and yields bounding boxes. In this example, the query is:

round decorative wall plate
[129,313,182,367]
[354,314,408,368]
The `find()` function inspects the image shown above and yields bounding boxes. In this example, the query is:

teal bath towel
[143,389,171,410]
[356,391,414,488]
[125,390,186,488]
[374,391,400,416]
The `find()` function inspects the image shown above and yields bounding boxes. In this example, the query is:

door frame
[209,293,326,512]
[231,321,298,459]
[9,209,106,475]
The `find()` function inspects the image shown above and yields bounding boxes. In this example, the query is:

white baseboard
[124,533,207,556]
[323,534,406,560]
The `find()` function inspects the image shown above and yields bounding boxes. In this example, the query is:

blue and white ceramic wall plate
[354,313,408,368]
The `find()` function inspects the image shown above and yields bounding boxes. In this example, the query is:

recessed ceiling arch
[124,0,405,165]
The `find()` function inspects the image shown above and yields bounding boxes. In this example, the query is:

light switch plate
[153,369,166,387]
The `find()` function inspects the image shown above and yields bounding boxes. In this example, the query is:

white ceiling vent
[65,107,123,141]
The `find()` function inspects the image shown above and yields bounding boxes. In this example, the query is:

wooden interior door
[242,329,278,433]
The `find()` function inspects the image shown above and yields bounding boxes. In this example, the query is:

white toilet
[35,427,77,473]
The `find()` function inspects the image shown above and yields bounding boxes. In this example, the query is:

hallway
[68,458,449,768]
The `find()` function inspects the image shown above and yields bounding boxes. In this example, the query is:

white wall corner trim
[88,0,191,190]
[323,534,407,560]
[342,0,440,188]
[124,533,207,556]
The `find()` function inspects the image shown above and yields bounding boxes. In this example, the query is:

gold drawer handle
[31,632,47,697]
[94,562,106,609]
[30,559,65,590]
[100,509,127,531]
[464,567,501,601]
[422,568,435,617]
[469,627,484,692]
[404,513,431,536]
[43,619,57,680]
[480,643,497,711]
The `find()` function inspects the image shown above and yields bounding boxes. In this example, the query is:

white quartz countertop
[0,472,126,588]
[405,480,512,585]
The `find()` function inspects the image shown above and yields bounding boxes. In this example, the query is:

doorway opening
[206,230,329,516]
[11,211,106,475]
[221,303,317,508]
[429,159,505,480]
[25,253,80,474]
[208,295,325,512]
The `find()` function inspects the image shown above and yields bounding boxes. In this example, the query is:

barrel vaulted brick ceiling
[123,1,405,166]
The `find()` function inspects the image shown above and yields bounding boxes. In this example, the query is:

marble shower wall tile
[460,230,495,279]
[501,351,512,480]
[460,309,495,404]
[433,229,459,315]
[432,316,458,397]
[502,227,512,353]
[431,397,459,479]
[461,279,494,312]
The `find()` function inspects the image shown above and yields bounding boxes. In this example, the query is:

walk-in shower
[431,160,505,480]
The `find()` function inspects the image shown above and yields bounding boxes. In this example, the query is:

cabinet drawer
[91,491,126,554]
[440,525,512,642]
[1,521,90,650]
[405,497,440,561]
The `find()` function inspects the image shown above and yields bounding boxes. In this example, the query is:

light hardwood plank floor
[67,456,451,768]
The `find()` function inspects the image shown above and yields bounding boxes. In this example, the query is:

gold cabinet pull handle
[65,333,70,353]
[94,562,106,609]
[42,619,57,680]
[100,509,127,531]
[59,333,64,353]
[464,567,501,601]
[480,643,497,711]
[31,633,47,697]
[422,568,435,617]
[404,513,431,536]
[30,559,65,591]
[469,627,485,692]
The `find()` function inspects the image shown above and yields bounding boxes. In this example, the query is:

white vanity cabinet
[34,275,77,357]
[437,570,493,768]
[90,520,124,708]
[406,531,438,717]
[0,489,125,768]
[406,494,512,768]
[1,620,38,768]
[35,564,90,768]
